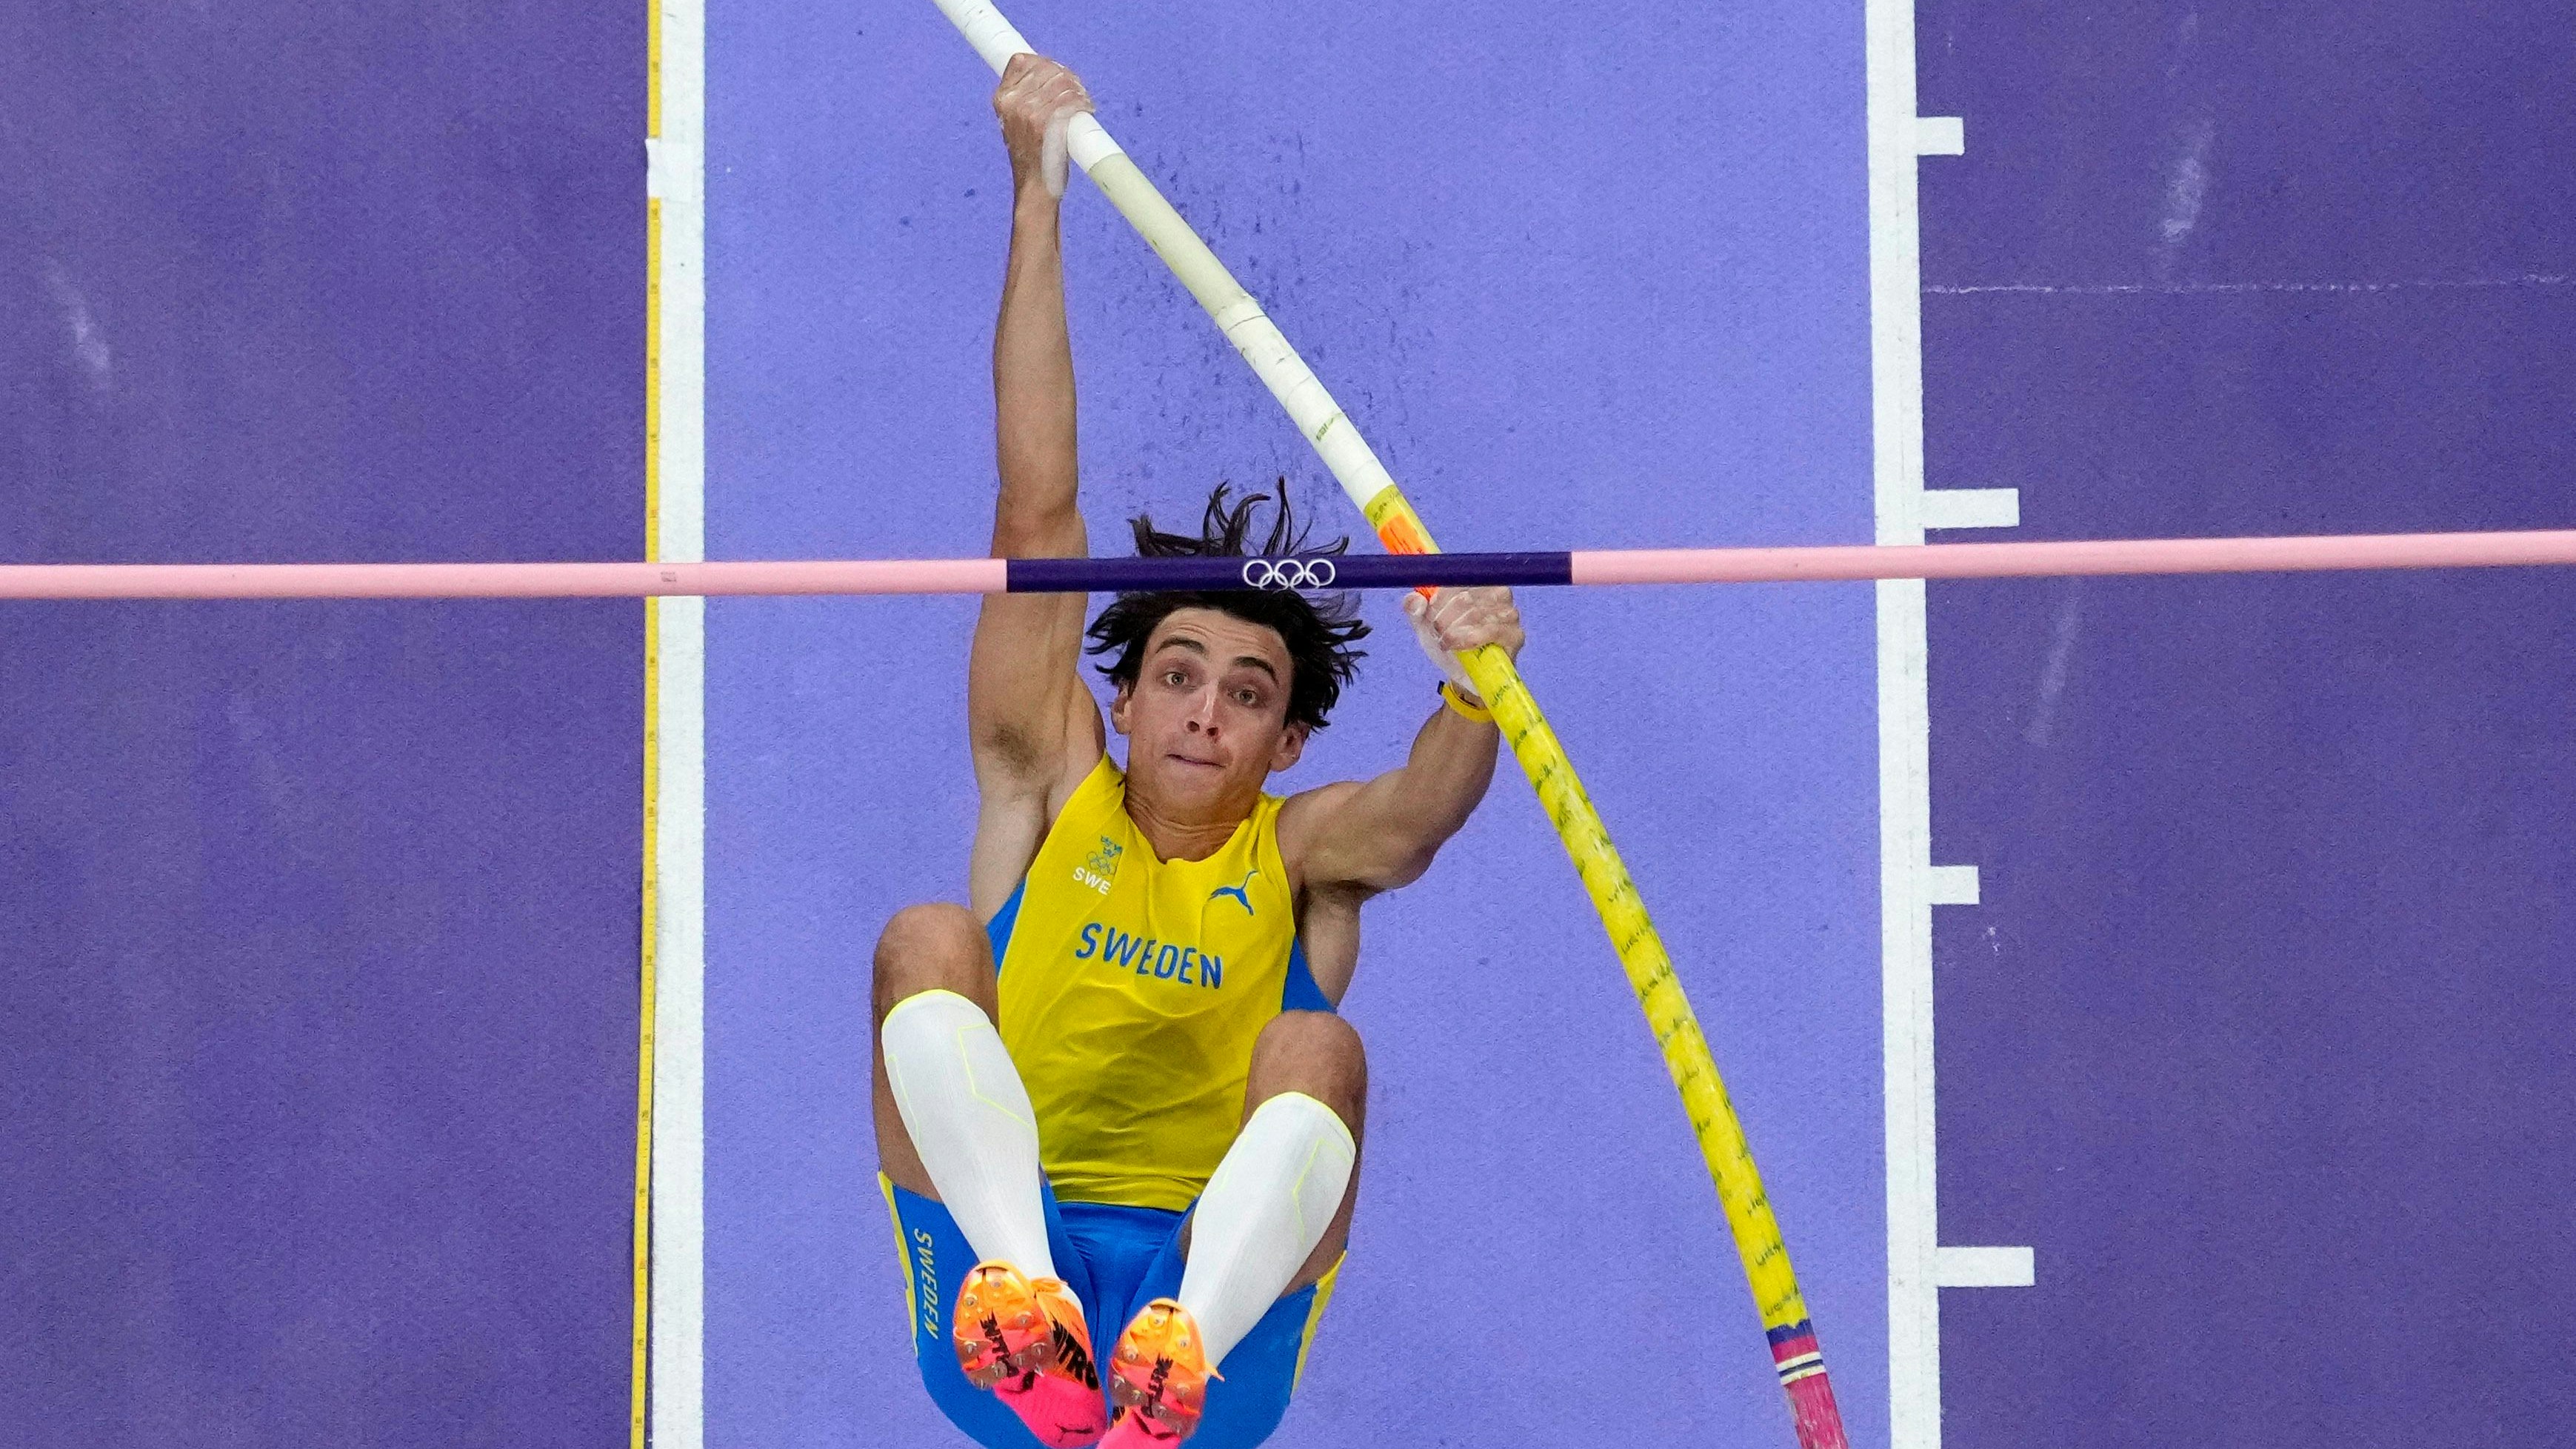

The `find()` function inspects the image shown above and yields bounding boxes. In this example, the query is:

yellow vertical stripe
[1289,1255,1344,1393]
[878,1173,922,1336]
[633,0,664,1429]
[633,590,658,1449]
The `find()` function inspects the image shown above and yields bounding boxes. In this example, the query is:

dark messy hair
[1086,482,1370,730]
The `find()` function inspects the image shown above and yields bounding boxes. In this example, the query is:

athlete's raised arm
[1278,587,1524,895]
[966,54,1107,915]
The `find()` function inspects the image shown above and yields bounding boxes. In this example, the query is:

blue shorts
[881,1176,1340,1449]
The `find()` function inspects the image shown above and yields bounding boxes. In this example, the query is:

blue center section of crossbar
[1005,551,1575,593]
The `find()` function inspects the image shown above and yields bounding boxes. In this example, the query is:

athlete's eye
[1163,669,1188,687]
[1233,688,1259,707]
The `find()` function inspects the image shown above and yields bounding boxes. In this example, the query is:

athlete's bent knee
[1248,1011,1366,1120]
[1253,1010,1363,1067]
[872,902,989,1016]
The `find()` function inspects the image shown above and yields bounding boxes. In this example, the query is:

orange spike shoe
[953,1261,1107,1448]
[1101,1299,1220,1445]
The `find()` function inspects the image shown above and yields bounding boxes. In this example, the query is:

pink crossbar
[0,530,2570,599]
[0,558,1011,600]
[1570,529,2576,585]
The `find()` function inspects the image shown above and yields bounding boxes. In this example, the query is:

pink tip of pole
[1782,1370,1851,1449]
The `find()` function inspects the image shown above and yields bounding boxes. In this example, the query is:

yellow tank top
[990,754,1332,1210]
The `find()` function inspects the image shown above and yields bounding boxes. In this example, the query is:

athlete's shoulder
[1038,754,1126,843]
[1078,751,1124,797]
[1274,778,1362,820]
[975,747,1120,915]
[1020,755,1127,865]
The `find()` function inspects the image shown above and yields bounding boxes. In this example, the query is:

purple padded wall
[0,6,646,1445]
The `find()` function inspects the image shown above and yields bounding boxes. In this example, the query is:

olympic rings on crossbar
[1239,556,1338,590]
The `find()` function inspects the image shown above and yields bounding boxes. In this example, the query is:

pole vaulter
[924,4,1860,1443]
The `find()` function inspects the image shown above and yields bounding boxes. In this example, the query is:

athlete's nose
[1186,687,1220,736]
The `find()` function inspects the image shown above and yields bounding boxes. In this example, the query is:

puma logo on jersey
[1209,867,1259,915]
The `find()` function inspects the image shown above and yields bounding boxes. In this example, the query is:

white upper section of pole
[930,0,1030,76]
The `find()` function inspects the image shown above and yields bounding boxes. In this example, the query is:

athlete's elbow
[989,493,1084,559]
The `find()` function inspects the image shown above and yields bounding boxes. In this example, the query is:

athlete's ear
[1108,681,1135,736]
[1268,720,1309,772]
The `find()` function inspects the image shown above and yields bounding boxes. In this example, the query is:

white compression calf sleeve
[1175,1092,1357,1368]
[880,989,1056,1281]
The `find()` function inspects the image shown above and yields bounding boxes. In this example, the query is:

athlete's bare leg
[870,902,1001,1199]
[1231,1010,1367,1291]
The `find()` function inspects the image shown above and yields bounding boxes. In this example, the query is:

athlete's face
[1111,608,1308,817]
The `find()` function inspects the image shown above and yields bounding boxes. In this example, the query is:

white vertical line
[651,0,708,1443]
[1865,0,1942,1442]
[1875,578,1938,1449]
[1867,10,1929,551]
[650,596,706,1449]
[654,9,706,572]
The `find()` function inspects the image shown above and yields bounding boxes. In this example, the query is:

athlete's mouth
[1167,752,1224,771]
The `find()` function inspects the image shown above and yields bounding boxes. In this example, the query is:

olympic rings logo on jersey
[1239,556,1338,591]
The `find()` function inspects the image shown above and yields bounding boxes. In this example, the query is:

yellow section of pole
[1361,489,1812,1333]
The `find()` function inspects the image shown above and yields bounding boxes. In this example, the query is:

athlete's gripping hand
[992,54,1095,201]
[1404,587,1524,702]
